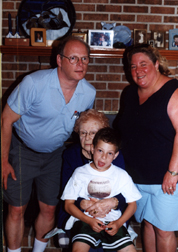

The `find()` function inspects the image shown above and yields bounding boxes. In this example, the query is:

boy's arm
[105,201,137,236]
[65,200,105,232]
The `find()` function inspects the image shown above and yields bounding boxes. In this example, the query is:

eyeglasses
[79,130,97,138]
[60,54,90,65]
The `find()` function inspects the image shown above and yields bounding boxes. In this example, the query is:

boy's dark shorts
[71,221,133,251]
[3,132,65,207]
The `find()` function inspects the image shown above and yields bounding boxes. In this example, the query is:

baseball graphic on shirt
[87,177,111,199]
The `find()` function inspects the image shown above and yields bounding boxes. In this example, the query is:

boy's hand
[104,221,121,236]
[88,218,105,233]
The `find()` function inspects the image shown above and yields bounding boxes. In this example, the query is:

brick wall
[2,0,178,111]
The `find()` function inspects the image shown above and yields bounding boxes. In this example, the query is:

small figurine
[6,13,14,38]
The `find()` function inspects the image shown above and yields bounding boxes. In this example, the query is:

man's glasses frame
[60,54,90,65]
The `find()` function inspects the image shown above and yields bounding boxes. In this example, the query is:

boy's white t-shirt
[61,163,142,230]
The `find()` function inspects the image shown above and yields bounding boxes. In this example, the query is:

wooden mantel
[0,45,178,60]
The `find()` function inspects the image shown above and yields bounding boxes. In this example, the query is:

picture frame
[30,28,46,46]
[169,29,178,50]
[72,33,87,43]
[152,31,165,49]
[88,29,114,48]
[148,39,155,47]
[134,29,147,44]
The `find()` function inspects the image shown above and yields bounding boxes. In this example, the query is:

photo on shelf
[72,33,87,43]
[169,29,178,50]
[31,28,46,46]
[134,29,147,44]
[152,31,165,49]
[88,29,114,48]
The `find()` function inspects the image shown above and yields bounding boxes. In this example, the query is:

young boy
[61,127,141,252]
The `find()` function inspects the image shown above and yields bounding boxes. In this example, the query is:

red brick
[138,0,161,4]
[95,99,104,111]
[74,22,94,30]
[85,73,95,81]
[83,14,108,21]
[164,0,178,5]
[151,7,174,14]
[96,90,120,98]
[164,16,178,23]
[2,2,14,9]
[88,65,107,72]
[28,64,40,71]
[111,14,135,22]
[108,83,128,90]
[104,100,112,111]
[16,56,39,62]
[2,63,27,71]
[124,6,148,13]
[149,24,173,31]
[2,72,14,79]
[111,0,135,3]
[84,0,108,2]
[96,74,121,81]
[109,65,124,73]
[92,82,106,89]
[2,55,15,62]
[74,4,95,11]
[112,100,119,111]
[95,58,120,64]
[137,15,161,23]
[97,5,121,12]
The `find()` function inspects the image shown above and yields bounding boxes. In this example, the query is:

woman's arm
[162,89,178,194]
[81,193,126,218]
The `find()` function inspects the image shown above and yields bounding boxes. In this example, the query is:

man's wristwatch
[168,170,178,176]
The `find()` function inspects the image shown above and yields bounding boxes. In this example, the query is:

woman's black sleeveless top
[115,79,178,184]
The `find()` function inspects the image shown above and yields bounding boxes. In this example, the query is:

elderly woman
[113,45,178,252]
[56,109,133,251]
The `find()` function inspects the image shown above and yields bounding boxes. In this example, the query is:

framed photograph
[30,28,46,46]
[148,39,155,47]
[169,29,178,50]
[72,33,87,43]
[152,31,165,49]
[88,30,114,48]
[134,29,147,44]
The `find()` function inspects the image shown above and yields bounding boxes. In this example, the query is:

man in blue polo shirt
[2,36,96,252]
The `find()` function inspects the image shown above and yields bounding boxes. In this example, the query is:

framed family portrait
[72,33,87,42]
[169,29,178,50]
[31,28,46,46]
[152,31,165,49]
[134,29,147,44]
[88,29,114,48]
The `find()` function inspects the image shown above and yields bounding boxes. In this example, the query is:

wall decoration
[31,28,46,46]
[88,30,114,48]
[148,39,155,47]
[101,22,133,48]
[18,0,76,41]
[134,29,147,44]
[72,33,87,42]
[152,31,165,49]
[169,29,178,50]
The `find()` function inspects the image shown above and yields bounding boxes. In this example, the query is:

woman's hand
[85,198,118,218]
[162,171,178,195]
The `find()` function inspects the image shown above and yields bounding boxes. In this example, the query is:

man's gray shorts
[3,132,65,207]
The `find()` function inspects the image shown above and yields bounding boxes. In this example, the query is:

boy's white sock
[32,238,48,252]
[7,248,21,252]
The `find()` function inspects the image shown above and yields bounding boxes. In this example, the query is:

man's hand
[2,160,16,190]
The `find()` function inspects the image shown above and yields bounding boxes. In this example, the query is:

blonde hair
[74,109,109,133]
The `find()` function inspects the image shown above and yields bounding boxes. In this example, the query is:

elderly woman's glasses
[79,130,97,138]
[60,54,90,65]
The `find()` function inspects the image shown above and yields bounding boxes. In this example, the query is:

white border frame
[169,29,178,50]
[88,29,114,48]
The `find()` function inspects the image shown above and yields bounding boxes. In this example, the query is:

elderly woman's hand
[84,197,119,218]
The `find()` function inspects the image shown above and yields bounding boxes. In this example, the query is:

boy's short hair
[93,127,122,153]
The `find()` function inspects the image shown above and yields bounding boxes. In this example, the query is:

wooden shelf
[0,45,178,60]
